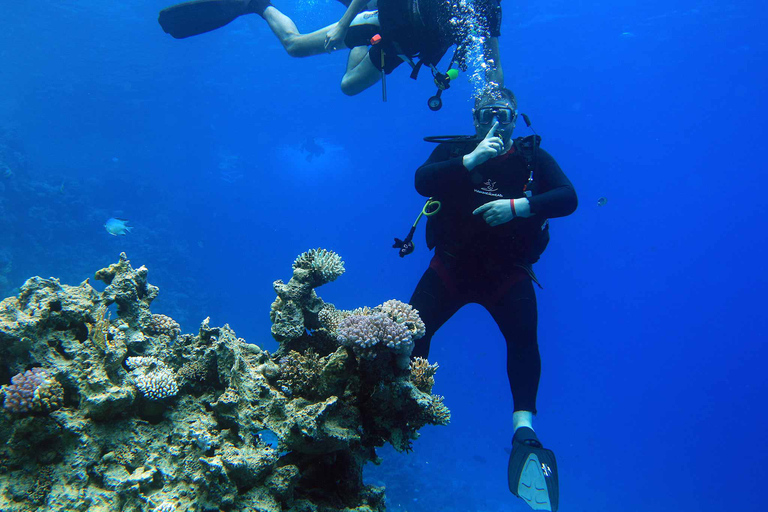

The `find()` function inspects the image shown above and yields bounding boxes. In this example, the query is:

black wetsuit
[409,138,577,413]
[370,0,502,73]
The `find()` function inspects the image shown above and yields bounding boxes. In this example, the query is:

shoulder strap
[513,134,542,196]
[513,135,541,170]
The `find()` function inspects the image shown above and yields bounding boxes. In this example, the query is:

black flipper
[158,0,262,39]
[507,427,559,512]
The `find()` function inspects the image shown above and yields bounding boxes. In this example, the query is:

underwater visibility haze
[0,0,766,511]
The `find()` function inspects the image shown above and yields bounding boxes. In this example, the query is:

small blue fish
[257,429,279,449]
[104,218,133,236]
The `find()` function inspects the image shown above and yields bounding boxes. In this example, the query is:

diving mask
[475,106,517,126]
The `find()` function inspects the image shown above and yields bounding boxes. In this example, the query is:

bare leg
[262,6,344,57]
[513,410,534,433]
[340,50,382,96]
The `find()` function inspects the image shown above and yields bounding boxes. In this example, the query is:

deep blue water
[2,0,767,511]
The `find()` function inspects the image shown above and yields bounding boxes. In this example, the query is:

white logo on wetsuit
[474,179,504,197]
[481,179,498,192]
[541,463,552,477]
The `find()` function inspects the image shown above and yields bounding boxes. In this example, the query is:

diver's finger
[473,204,492,215]
[485,121,500,139]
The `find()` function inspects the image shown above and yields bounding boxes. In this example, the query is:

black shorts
[368,42,408,74]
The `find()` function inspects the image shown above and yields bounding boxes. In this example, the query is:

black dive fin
[158,0,253,39]
[508,427,559,512]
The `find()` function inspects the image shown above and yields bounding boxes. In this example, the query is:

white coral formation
[126,356,179,400]
[378,300,426,340]
[154,501,177,512]
[337,313,414,359]
[292,248,345,286]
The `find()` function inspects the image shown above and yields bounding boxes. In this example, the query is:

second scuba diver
[407,87,578,512]
[157,0,503,101]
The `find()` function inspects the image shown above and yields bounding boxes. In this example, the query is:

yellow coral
[409,357,438,394]
[32,377,64,412]
[427,395,451,426]
[277,350,323,398]
[87,305,111,350]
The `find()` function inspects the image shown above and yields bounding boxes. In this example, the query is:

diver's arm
[415,145,473,197]
[526,149,578,218]
[325,0,368,50]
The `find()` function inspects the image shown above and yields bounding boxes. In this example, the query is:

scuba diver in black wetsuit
[157,0,503,101]
[407,88,577,512]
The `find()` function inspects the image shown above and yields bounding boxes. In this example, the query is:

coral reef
[0,250,448,512]
[268,254,449,452]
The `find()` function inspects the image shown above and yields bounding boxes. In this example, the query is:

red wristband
[510,199,516,217]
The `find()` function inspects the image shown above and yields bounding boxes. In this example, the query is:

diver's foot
[246,0,273,17]
[508,427,560,512]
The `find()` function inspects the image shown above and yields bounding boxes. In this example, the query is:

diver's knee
[340,75,362,96]
[284,43,302,58]
[281,36,306,58]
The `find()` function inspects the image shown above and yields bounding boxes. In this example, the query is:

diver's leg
[409,267,464,360]
[345,45,369,72]
[262,6,340,57]
[513,410,534,432]
[340,51,382,95]
[487,278,540,418]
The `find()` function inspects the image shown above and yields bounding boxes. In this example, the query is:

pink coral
[337,313,413,359]
[2,367,63,414]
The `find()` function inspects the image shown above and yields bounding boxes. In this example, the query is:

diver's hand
[473,198,531,226]
[325,24,348,52]
[463,121,504,171]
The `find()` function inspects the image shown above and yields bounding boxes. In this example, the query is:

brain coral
[146,313,181,338]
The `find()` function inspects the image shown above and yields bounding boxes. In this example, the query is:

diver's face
[474,99,517,145]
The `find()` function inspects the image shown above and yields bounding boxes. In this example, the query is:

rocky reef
[0,250,448,512]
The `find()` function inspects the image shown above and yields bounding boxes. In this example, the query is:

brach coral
[126,356,179,400]
[292,248,345,286]
[0,251,448,512]
[1,367,63,414]
[337,313,414,359]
